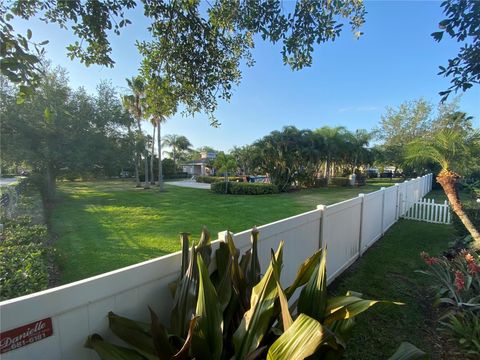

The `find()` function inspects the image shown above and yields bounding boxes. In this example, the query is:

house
[181,151,216,176]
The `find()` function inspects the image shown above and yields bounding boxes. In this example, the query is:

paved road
[166,180,211,190]
[0,178,17,186]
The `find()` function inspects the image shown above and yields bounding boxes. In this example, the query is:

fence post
[394,183,400,220]
[317,205,326,250]
[380,187,386,235]
[218,231,228,242]
[357,194,365,257]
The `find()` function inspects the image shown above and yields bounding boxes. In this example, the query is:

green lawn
[330,219,457,359]
[51,179,397,283]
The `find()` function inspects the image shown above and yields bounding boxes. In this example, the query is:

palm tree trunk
[157,120,164,191]
[137,118,150,189]
[128,123,141,188]
[134,155,141,187]
[173,148,177,175]
[437,170,480,247]
[150,124,156,185]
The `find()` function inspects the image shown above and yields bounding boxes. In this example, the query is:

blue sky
[13,1,480,151]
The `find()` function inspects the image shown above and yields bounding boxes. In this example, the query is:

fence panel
[230,209,322,289]
[360,190,383,254]
[320,197,362,283]
[403,198,451,224]
[0,174,434,359]
[383,186,398,232]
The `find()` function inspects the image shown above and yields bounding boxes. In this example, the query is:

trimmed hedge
[211,181,278,195]
[196,176,243,184]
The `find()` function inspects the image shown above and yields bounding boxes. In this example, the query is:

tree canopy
[2,0,365,124]
[432,0,480,101]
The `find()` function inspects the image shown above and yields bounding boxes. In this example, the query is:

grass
[329,219,457,359]
[51,179,397,283]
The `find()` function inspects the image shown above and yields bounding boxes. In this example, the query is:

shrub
[86,228,416,359]
[196,176,243,184]
[0,243,49,300]
[0,216,50,300]
[330,177,350,187]
[196,176,223,183]
[418,250,480,357]
[211,181,279,195]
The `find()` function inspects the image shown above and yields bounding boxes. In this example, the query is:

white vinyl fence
[403,198,451,224]
[0,174,434,359]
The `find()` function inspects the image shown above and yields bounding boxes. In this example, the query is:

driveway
[0,177,17,186]
[166,180,211,190]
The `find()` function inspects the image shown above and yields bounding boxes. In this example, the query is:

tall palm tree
[315,126,348,181]
[406,127,480,247]
[123,77,150,189]
[162,134,193,175]
[143,77,177,191]
[150,121,156,185]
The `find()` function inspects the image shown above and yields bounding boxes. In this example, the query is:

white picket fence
[403,198,451,224]
[0,174,434,359]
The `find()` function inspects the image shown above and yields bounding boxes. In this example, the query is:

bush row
[211,181,279,195]
[196,176,243,184]
[0,216,50,300]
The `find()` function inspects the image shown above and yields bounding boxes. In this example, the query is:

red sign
[0,318,53,354]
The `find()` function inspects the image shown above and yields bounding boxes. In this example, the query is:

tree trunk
[128,123,141,187]
[43,165,57,205]
[437,170,480,247]
[134,155,141,187]
[157,120,164,191]
[173,148,177,175]
[150,124,155,185]
[144,154,150,189]
[137,118,150,189]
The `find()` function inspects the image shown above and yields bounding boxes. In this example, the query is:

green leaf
[284,249,322,299]
[27,29,32,40]
[197,226,212,267]
[107,312,157,360]
[225,231,249,311]
[148,307,174,360]
[180,233,189,278]
[297,248,328,322]
[271,250,292,331]
[213,241,232,311]
[233,241,284,359]
[325,296,404,325]
[191,256,223,360]
[172,316,199,360]
[246,227,261,287]
[266,313,333,360]
[44,107,51,122]
[388,342,428,360]
[171,244,198,338]
[85,334,147,360]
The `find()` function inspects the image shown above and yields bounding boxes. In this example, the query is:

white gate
[403,198,451,224]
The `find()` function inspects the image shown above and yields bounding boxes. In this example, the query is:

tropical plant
[214,152,237,194]
[144,76,178,191]
[418,250,480,357]
[406,126,480,247]
[85,227,420,359]
[123,76,149,189]
[162,135,193,176]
